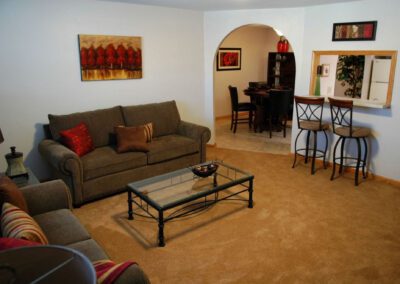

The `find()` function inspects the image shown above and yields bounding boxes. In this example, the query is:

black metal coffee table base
[128,177,253,247]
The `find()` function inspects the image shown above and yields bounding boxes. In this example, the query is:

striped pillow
[143,122,153,142]
[1,202,49,244]
[93,259,136,284]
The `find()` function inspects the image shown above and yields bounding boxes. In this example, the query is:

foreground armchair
[19,179,150,283]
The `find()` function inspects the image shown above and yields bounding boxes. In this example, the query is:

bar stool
[328,97,370,185]
[292,96,329,174]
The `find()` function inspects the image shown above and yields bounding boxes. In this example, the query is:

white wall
[214,25,280,117]
[300,0,400,181]
[0,0,205,179]
[205,0,400,181]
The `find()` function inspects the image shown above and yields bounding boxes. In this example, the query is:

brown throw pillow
[114,125,149,153]
[0,176,28,213]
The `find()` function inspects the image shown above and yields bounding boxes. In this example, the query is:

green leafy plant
[336,55,365,98]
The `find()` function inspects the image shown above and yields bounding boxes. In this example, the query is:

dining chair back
[228,86,255,133]
[266,89,291,138]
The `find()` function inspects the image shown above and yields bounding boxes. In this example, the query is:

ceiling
[102,0,362,11]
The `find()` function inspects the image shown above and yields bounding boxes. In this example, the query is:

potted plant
[336,55,365,98]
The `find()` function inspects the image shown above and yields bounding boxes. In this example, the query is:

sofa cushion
[49,106,124,148]
[122,101,180,137]
[147,134,198,164]
[59,122,94,157]
[34,209,90,246]
[68,239,109,262]
[114,125,149,153]
[1,202,49,244]
[82,146,147,181]
[143,122,153,142]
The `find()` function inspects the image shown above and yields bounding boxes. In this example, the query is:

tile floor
[214,117,292,155]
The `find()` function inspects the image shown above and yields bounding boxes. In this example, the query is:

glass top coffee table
[127,161,254,246]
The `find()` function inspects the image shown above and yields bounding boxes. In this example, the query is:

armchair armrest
[20,179,72,216]
[178,121,211,163]
[38,139,84,206]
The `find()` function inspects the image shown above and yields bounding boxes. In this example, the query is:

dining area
[228,82,294,139]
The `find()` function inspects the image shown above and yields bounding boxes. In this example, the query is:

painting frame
[216,48,241,71]
[332,21,377,41]
[78,34,142,81]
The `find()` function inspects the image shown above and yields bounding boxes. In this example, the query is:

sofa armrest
[20,179,72,216]
[38,139,82,176]
[38,139,85,206]
[114,264,151,284]
[178,121,211,163]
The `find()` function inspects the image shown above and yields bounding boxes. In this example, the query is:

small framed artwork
[332,21,377,41]
[321,64,330,77]
[217,48,241,71]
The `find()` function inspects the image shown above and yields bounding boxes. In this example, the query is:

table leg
[128,190,134,220]
[158,211,165,247]
[248,178,254,208]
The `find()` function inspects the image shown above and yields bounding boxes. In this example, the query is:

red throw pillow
[59,122,94,157]
[0,237,40,251]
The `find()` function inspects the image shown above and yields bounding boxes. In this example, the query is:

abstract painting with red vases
[78,34,142,81]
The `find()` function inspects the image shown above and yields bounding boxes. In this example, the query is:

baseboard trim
[216,115,231,120]
[289,153,400,187]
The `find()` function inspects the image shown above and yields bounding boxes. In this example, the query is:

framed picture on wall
[78,34,142,81]
[216,48,241,71]
[332,21,377,41]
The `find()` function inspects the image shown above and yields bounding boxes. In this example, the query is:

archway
[213,24,296,154]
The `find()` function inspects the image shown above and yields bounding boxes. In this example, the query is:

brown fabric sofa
[20,179,150,283]
[39,101,211,207]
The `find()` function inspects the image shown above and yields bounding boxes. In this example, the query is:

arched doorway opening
[213,24,296,155]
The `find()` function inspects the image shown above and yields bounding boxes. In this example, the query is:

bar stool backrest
[328,97,353,136]
[294,96,325,129]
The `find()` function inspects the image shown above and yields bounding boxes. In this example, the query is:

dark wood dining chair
[228,85,255,133]
[266,89,292,138]
[328,97,370,185]
[292,95,329,174]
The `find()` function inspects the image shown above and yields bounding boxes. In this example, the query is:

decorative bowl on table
[191,163,219,178]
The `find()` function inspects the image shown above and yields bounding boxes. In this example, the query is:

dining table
[244,87,292,133]
[244,88,271,132]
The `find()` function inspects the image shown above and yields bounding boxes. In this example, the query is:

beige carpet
[74,147,400,283]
